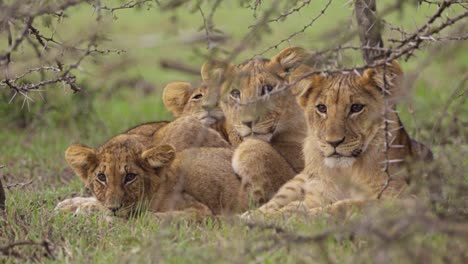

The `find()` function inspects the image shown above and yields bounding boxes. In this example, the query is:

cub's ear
[163,82,194,117]
[270,47,308,75]
[142,144,176,168]
[360,60,403,99]
[201,60,234,83]
[65,144,97,184]
[291,66,324,109]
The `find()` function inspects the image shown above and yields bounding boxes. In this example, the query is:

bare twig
[267,0,312,23]
[0,166,5,211]
[89,0,157,14]
[5,179,34,189]
[160,59,199,75]
[255,0,332,57]
[0,240,54,260]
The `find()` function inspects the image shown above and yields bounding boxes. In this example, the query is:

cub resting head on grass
[245,60,433,217]
[56,117,250,217]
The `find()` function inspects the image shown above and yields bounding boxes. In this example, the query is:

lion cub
[200,47,309,203]
[58,132,248,217]
[250,61,433,216]
[163,82,242,145]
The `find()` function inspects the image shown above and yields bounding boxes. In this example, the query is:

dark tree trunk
[355,0,384,64]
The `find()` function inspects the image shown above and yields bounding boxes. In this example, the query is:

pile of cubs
[56,47,432,219]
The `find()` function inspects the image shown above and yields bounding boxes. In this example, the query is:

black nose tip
[242,121,253,128]
[108,207,120,213]
[327,137,345,148]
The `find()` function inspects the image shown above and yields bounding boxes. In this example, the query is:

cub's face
[163,82,224,126]
[65,135,175,217]
[202,47,307,142]
[295,62,403,168]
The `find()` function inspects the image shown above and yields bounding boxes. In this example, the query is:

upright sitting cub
[254,61,433,216]
[201,47,308,203]
[60,133,248,217]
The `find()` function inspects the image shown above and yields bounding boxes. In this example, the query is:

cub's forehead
[314,74,378,102]
[193,83,207,93]
[226,60,283,94]
[94,151,143,173]
[97,141,144,162]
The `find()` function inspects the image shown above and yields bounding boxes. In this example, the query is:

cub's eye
[97,173,106,182]
[316,104,327,114]
[192,93,203,100]
[350,104,365,113]
[124,173,137,184]
[261,84,274,96]
[230,89,241,99]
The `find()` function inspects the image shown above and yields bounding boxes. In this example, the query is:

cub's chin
[324,156,356,168]
[200,116,217,126]
[244,133,273,142]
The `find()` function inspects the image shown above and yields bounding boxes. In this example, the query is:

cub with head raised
[253,61,433,216]
[201,47,308,203]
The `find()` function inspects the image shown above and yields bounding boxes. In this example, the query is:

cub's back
[171,148,247,214]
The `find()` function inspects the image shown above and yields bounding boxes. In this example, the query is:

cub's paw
[239,208,267,220]
[239,210,255,220]
[55,197,106,215]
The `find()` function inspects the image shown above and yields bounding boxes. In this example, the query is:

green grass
[1,0,467,263]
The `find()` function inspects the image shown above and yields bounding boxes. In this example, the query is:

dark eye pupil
[192,94,203,99]
[351,104,364,113]
[317,104,327,113]
[261,84,274,95]
[125,173,136,183]
[230,89,240,99]
[97,173,106,182]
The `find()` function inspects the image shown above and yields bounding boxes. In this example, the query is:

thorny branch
[0,0,132,101]
[255,0,332,57]
[0,240,54,260]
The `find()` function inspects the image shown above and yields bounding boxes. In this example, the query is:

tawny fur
[201,47,309,203]
[56,117,241,217]
[254,61,432,216]
[163,81,242,145]
[57,132,249,217]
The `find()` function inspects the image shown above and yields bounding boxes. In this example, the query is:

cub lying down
[58,133,248,217]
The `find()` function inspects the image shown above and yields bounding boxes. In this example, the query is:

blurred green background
[0,1,466,262]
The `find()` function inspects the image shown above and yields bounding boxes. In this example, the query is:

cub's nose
[202,102,214,111]
[242,121,253,128]
[241,117,259,128]
[327,137,345,148]
[108,206,121,214]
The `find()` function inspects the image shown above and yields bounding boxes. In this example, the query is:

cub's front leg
[55,196,108,215]
[233,138,296,205]
[153,192,213,219]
